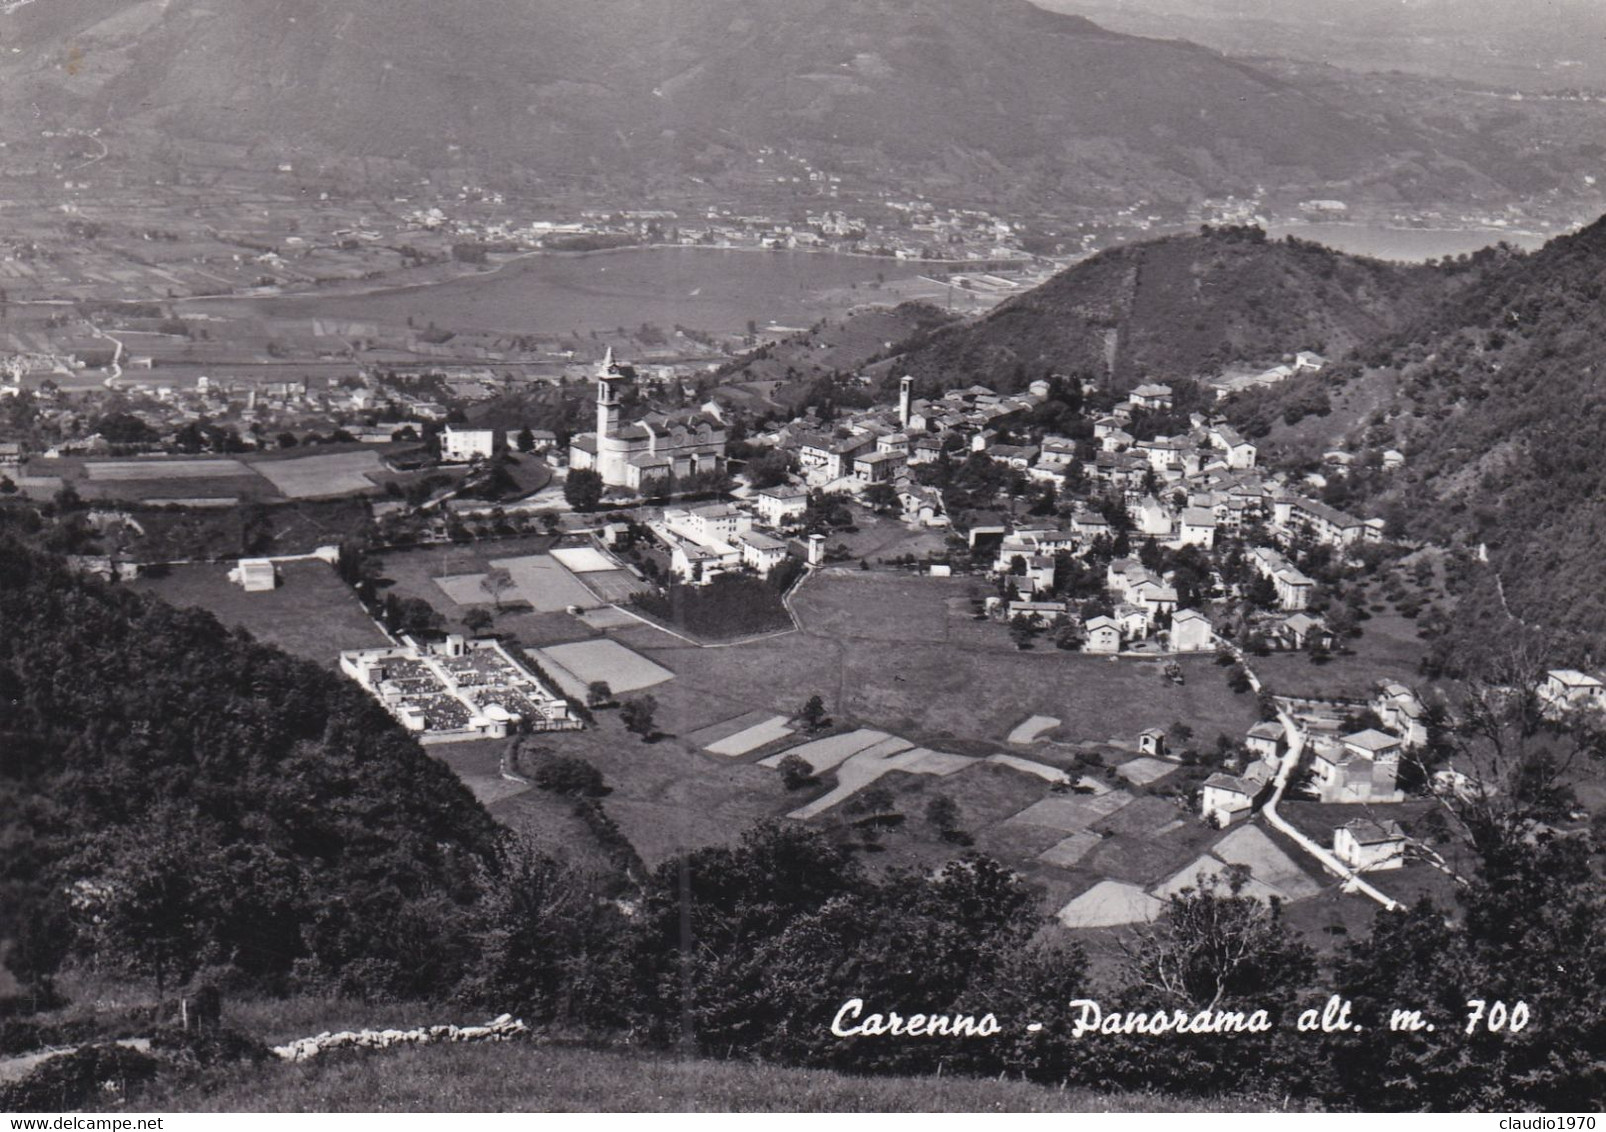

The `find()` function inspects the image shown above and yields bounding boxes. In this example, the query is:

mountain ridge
[0,0,1567,206]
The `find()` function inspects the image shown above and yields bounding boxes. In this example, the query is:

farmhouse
[1245,720,1285,761]
[1170,608,1214,652]
[1333,819,1407,872]
[1539,669,1606,713]
[1309,730,1403,803]
[1130,383,1173,410]
[1083,616,1122,654]
[1373,682,1430,747]
[1201,773,1256,826]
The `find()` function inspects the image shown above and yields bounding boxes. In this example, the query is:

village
[7,334,1604,942]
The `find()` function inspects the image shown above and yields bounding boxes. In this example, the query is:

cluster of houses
[767,374,1064,526]
[1195,683,1425,871]
[647,502,791,585]
[949,374,1384,655]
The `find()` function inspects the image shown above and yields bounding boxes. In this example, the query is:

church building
[568,350,727,492]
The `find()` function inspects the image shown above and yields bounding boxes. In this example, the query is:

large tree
[564,468,604,511]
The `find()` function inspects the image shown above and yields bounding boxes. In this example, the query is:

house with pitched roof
[1201,773,1257,826]
[1170,608,1214,652]
[1083,616,1122,654]
[1334,819,1407,871]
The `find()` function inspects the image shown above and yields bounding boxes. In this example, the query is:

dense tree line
[0,538,501,1001]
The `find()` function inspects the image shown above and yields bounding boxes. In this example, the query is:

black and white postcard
[0,0,1601,1119]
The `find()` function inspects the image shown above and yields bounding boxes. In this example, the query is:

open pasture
[130,559,388,663]
[631,572,1261,755]
[789,571,959,642]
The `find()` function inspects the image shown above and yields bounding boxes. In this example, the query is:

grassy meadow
[136,1038,1301,1113]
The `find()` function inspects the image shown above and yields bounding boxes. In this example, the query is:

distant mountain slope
[883,227,1441,390]
[0,0,1555,205]
[1039,0,1606,91]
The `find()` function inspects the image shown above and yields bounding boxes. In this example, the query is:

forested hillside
[1350,216,1606,654]
[0,537,502,1001]
[883,227,1444,394]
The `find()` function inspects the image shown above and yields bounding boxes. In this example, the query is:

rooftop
[1343,728,1402,753]
[1342,818,1405,844]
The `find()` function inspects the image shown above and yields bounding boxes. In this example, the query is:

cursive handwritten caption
[829,996,1532,1039]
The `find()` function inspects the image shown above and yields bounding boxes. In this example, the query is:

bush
[777,754,817,791]
[533,757,609,798]
[0,1045,160,1112]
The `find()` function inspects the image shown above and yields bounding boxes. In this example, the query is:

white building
[1084,616,1121,654]
[1201,773,1256,826]
[1130,383,1173,410]
[1245,720,1285,761]
[1170,608,1214,652]
[228,558,277,592]
[1309,729,1403,803]
[736,531,790,576]
[439,426,498,463]
[1178,508,1217,550]
[1250,547,1315,611]
[1334,819,1406,871]
[754,484,809,528]
[1540,669,1606,713]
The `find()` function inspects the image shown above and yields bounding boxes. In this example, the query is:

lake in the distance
[191,247,931,337]
[1265,222,1552,262]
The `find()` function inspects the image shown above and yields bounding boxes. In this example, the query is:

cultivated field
[531,638,674,697]
[253,450,385,498]
[369,565,1308,922]
[84,458,252,481]
[490,554,599,612]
